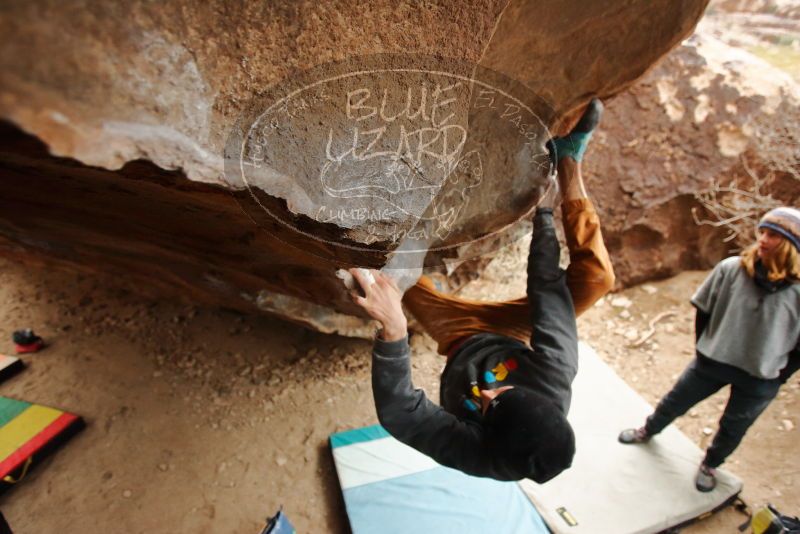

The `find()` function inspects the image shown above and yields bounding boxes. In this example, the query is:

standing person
[349,99,615,482]
[619,207,800,492]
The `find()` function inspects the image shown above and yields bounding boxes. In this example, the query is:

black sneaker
[695,464,717,492]
[618,427,651,444]
[572,98,604,134]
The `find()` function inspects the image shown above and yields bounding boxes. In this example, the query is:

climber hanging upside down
[349,98,615,482]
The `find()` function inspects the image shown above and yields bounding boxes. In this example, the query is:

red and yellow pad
[0,396,83,484]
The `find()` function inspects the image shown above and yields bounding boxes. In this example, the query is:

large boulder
[0,1,709,331]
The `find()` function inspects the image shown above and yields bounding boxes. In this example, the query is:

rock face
[583,29,800,286]
[0,1,710,328]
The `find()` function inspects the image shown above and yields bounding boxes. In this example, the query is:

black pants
[644,354,781,468]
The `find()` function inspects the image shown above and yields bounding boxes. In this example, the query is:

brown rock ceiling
[0,0,712,327]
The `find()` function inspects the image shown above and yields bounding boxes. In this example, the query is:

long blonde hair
[741,236,800,281]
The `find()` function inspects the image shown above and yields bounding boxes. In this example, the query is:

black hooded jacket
[371,210,579,482]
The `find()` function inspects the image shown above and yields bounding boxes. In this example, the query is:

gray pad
[520,342,742,534]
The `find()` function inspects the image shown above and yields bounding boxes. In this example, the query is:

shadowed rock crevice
[0,121,386,333]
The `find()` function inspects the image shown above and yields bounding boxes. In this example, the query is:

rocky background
[1,0,798,330]
[0,0,709,329]
[583,0,800,286]
[0,4,798,533]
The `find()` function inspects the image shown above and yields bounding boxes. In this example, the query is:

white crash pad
[520,342,742,534]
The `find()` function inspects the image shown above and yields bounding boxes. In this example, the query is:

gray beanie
[759,207,800,251]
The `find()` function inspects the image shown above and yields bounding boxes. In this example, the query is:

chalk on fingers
[336,268,375,294]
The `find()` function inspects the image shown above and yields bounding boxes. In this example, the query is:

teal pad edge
[330,424,390,449]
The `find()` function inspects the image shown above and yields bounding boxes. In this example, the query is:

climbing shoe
[548,98,604,163]
[12,329,44,354]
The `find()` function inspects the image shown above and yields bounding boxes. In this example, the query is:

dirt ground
[0,246,797,532]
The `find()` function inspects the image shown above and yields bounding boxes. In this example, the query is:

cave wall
[0,121,381,335]
[0,0,714,327]
[583,31,800,285]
